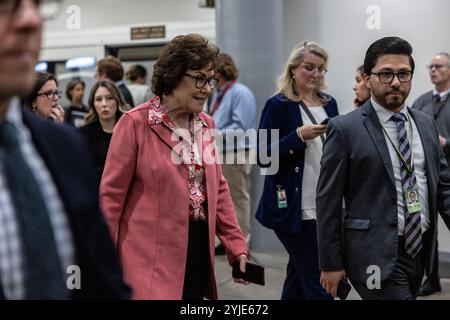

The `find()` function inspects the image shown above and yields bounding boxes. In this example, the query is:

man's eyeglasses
[185,73,218,90]
[427,64,449,71]
[371,71,413,84]
[301,64,327,76]
[36,90,62,100]
[0,0,63,20]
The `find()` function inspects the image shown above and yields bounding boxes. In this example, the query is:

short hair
[65,78,85,101]
[363,37,415,75]
[125,64,147,82]
[215,53,239,81]
[356,64,364,75]
[97,56,125,82]
[24,72,58,108]
[151,33,220,98]
[435,52,450,65]
[84,80,130,125]
[277,40,328,103]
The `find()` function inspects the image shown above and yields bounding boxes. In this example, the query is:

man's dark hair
[363,37,415,75]
[97,56,125,82]
[152,33,219,98]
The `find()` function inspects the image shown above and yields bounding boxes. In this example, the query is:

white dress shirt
[372,98,430,235]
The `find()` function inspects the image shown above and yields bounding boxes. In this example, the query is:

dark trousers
[182,220,210,300]
[275,220,333,300]
[427,242,440,281]
[352,236,425,300]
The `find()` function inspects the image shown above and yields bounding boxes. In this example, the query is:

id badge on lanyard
[276,186,288,209]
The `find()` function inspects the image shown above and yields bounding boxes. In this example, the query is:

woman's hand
[233,254,250,285]
[50,105,65,123]
[298,124,327,141]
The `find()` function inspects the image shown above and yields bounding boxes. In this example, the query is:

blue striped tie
[391,113,422,258]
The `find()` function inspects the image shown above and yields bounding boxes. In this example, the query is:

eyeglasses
[301,64,327,76]
[370,71,413,84]
[0,0,63,20]
[427,64,449,71]
[36,90,62,100]
[185,73,218,89]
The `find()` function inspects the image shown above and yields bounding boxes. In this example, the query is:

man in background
[207,53,256,254]
[412,51,450,296]
[96,55,135,108]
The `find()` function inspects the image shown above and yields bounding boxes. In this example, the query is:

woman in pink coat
[100,34,249,300]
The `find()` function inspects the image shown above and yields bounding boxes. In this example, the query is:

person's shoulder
[265,92,289,106]
[413,90,433,106]
[23,111,86,148]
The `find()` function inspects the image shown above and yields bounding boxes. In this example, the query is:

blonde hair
[277,40,328,103]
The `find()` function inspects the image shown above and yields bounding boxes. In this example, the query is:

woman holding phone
[256,41,338,300]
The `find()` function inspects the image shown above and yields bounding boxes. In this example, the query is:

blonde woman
[256,41,338,300]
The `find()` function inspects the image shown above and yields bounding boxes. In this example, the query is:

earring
[292,75,295,79]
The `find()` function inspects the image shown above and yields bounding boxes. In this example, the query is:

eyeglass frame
[0,0,63,20]
[185,73,218,90]
[36,90,62,100]
[299,64,328,76]
[370,70,413,84]
[426,64,449,71]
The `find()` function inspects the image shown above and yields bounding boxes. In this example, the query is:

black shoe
[215,244,226,256]
[417,278,441,296]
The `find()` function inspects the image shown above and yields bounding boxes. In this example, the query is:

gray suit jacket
[316,100,450,286]
[412,90,450,165]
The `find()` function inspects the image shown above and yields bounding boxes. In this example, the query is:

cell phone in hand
[337,278,351,300]
[320,118,330,125]
[232,261,265,286]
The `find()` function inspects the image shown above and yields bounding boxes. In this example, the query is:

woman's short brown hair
[84,80,130,125]
[215,53,239,81]
[24,72,58,109]
[151,33,219,98]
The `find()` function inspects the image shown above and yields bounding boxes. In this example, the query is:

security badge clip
[276,185,287,209]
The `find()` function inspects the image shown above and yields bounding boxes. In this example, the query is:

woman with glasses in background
[100,34,249,300]
[24,72,65,123]
[256,41,338,300]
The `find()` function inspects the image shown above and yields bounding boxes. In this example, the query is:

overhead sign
[131,26,166,40]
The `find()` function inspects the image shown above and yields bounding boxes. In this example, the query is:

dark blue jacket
[255,92,338,233]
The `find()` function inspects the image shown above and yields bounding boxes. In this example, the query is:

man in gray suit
[412,52,450,296]
[316,37,450,300]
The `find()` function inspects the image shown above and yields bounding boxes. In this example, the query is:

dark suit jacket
[256,92,338,233]
[316,100,450,285]
[413,90,450,165]
[0,110,131,299]
[118,83,135,108]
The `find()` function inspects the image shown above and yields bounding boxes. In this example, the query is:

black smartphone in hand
[337,278,351,300]
[232,261,265,286]
[320,118,330,125]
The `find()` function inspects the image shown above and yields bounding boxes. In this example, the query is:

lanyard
[209,80,236,116]
[380,112,414,173]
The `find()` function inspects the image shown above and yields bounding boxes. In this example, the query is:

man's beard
[373,89,407,111]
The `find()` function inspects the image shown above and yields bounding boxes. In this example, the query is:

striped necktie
[391,113,422,258]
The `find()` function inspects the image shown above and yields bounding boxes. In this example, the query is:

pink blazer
[100,103,248,300]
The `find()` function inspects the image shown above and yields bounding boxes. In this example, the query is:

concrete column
[215,0,284,252]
